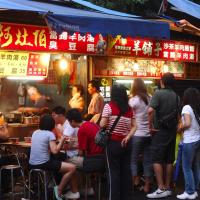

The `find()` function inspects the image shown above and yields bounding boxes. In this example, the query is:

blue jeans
[182,140,200,194]
[131,136,152,177]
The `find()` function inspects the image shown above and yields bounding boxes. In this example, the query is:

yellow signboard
[0,52,29,77]
[0,52,50,78]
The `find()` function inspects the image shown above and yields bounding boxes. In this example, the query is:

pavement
[1,178,199,200]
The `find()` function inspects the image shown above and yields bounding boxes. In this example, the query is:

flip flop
[54,186,63,200]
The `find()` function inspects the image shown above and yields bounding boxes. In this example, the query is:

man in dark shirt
[64,108,103,199]
[147,73,179,199]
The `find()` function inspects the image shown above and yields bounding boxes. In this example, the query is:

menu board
[0,52,50,77]
[93,57,185,79]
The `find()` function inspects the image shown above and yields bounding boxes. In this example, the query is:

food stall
[0,22,106,139]
[91,35,198,101]
[0,3,170,139]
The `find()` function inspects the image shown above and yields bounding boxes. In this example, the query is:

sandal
[54,186,63,200]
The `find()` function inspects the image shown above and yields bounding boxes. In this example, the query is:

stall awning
[45,13,169,38]
[168,0,200,19]
[1,0,170,39]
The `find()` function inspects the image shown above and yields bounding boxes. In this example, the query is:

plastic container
[24,137,32,143]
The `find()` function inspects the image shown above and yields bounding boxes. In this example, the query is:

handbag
[158,94,179,129]
[95,113,122,148]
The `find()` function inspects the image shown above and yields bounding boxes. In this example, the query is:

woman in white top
[29,115,76,200]
[69,84,84,112]
[129,78,152,193]
[177,88,200,200]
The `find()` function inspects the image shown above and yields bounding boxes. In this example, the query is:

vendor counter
[7,123,38,140]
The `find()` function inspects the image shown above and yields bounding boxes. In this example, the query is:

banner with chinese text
[0,52,50,77]
[0,23,106,54]
[108,35,197,62]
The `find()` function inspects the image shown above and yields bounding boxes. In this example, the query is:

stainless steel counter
[7,123,38,140]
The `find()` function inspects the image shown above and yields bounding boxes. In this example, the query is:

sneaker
[80,187,95,196]
[54,186,63,200]
[146,188,169,198]
[177,192,196,199]
[194,191,198,198]
[64,191,80,199]
[166,189,172,196]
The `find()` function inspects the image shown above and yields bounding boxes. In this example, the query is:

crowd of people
[1,73,200,200]
[29,74,200,200]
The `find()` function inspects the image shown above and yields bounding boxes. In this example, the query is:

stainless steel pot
[23,117,32,124]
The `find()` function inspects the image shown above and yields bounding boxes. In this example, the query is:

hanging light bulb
[121,38,127,45]
[59,58,68,70]
[163,62,169,73]
[133,60,139,71]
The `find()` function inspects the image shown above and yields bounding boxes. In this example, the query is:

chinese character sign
[108,36,197,62]
[0,23,47,51]
[0,52,50,77]
[27,53,50,77]
[0,23,106,54]
[0,52,28,76]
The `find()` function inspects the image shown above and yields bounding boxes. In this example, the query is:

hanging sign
[0,51,50,77]
[0,23,107,54]
[108,35,197,62]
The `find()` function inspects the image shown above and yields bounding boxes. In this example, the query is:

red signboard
[0,23,106,54]
[0,23,198,63]
[108,36,197,62]
[27,53,49,77]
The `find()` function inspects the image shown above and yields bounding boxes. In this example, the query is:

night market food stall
[1,0,199,139]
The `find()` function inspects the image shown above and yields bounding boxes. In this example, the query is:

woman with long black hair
[129,78,152,193]
[177,88,200,200]
[100,84,137,200]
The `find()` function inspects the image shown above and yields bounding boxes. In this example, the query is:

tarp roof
[0,0,170,39]
[168,0,200,20]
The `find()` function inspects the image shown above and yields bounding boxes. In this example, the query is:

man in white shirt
[52,106,78,159]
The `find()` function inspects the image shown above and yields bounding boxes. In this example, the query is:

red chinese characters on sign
[108,36,197,62]
[0,23,106,54]
[0,23,47,51]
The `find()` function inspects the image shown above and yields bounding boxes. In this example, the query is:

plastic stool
[0,164,24,200]
[28,168,56,200]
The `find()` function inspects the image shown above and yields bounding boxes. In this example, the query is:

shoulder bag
[158,94,179,129]
[95,113,122,148]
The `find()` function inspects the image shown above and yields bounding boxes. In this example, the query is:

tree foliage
[87,0,162,16]
[86,0,200,16]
